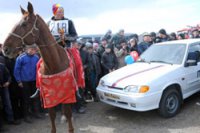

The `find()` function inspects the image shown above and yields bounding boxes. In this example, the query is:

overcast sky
[0,0,200,43]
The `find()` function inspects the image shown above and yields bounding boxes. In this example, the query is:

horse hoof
[51,129,56,133]
[69,128,74,133]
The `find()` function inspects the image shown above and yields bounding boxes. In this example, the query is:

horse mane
[33,14,69,75]
[36,14,56,43]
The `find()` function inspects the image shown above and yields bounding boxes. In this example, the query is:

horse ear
[20,6,26,15]
[27,2,34,14]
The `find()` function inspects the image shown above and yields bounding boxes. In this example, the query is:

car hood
[101,62,179,88]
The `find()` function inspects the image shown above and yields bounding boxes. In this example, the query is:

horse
[3,2,78,133]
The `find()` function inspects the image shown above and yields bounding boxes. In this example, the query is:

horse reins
[9,14,58,49]
[9,15,39,49]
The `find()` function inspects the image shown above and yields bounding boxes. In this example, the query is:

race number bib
[49,20,69,36]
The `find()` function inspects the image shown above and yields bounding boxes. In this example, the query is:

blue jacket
[14,53,39,82]
[138,42,151,55]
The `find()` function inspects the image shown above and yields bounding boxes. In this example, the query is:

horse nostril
[3,47,10,55]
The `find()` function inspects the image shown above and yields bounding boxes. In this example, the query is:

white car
[97,39,200,118]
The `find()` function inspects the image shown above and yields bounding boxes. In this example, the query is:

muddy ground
[4,93,200,133]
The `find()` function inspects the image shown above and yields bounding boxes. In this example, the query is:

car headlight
[124,85,149,93]
[124,85,139,93]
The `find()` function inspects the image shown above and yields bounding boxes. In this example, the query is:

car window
[188,43,200,62]
[140,44,186,64]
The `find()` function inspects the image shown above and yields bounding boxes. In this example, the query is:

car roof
[155,39,200,46]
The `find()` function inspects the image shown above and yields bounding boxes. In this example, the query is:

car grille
[106,98,128,106]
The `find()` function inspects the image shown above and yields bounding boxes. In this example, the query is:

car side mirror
[185,59,197,67]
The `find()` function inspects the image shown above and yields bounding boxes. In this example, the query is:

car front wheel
[158,88,181,118]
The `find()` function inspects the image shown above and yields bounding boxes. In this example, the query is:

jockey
[48,4,78,47]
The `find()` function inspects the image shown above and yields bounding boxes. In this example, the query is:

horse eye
[22,22,27,27]
[21,21,27,27]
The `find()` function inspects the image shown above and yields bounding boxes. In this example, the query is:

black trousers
[9,82,23,119]
[0,86,15,122]
[0,95,3,128]
[73,88,85,111]
[21,81,40,118]
[85,72,97,98]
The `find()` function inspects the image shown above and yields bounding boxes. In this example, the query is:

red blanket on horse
[36,59,77,108]
[66,48,85,88]
[36,48,85,108]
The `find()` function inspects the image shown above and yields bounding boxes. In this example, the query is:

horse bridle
[9,15,39,49]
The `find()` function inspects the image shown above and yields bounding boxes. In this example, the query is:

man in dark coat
[192,29,200,38]
[4,56,23,121]
[0,44,20,126]
[48,4,78,47]
[97,38,108,59]
[138,32,152,55]
[110,29,126,49]
[101,44,118,75]
[158,29,169,42]
[103,30,112,43]
[85,42,101,101]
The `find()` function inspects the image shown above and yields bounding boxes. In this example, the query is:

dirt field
[4,93,200,133]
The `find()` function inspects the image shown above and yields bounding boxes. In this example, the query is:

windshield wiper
[149,60,173,65]
[137,58,148,63]
[137,58,152,64]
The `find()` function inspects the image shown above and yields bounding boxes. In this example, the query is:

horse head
[3,2,40,58]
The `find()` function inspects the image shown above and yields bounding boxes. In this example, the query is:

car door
[184,43,200,94]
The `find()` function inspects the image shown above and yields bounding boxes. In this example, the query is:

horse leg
[49,107,56,133]
[63,104,74,133]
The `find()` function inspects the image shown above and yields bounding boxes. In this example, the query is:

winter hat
[120,39,127,44]
[85,42,93,49]
[101,37,107,42]
[143,32,151,37]
[129,38,137,43]
[150,32,156,37]
[106,44,112,49]
[25,44,37,49]
[170,32,176,38]
[52,3,61,16]
[159,29,167,35]
[178,33,185,39]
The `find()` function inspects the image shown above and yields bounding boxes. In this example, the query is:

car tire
[158,88,181,118]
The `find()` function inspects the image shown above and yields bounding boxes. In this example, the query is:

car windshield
[140,43,186,64]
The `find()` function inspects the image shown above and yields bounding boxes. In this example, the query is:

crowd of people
[1,3,200,132]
